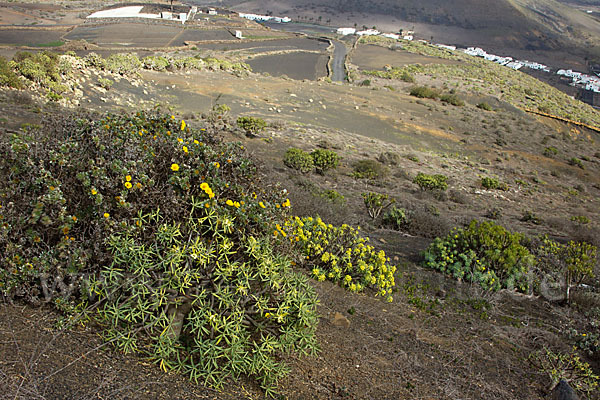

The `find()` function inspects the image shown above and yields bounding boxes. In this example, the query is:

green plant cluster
[440,93,465,106]
[543,146,559,157]
[423,220,534,292]
[409,86,439,99]
[382,206,408,230]
[481,176,509,191]
[352,159,389,180]
[283,148,340,175]
[477,102,493,111]
[569,157,585,169]
[0,110,318,393]
[237,116,267,136]
[567,328,600,358]
[533,236,597,302]
[530,347,599,398]
[0,56,23,88]
[362,192,395,219]
[83,52,251,76]
[363,67,415,82]
[311,149,340,174]
[284,216,396,302]
[413,172,448,191]
[571,215,590,225]
[283,148,314,172]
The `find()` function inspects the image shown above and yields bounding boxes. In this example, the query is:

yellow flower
[126,175,132,182]
[103,213,110,219]
[259,201,266,209]
[171,163,180,172]
[226,199,234,206]
[135,182,142,189]
[71,216,77,222]
[234,201,240,208]
[205,203,210,208]
[183,146,188,153]
[214,162,220,169]
[181,120,186,131]
[177,138,183,143]
[171,115,175,119]
[124,182,132,189]
[194,140,199,145]
[200,182,209,191]
[91,189,97,195]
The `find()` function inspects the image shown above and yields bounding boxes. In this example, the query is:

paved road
[331,40,347,82]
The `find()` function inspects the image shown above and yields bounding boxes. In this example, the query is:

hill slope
[225,0,600,66]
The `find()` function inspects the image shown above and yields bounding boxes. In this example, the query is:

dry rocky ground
[1,2,600,400]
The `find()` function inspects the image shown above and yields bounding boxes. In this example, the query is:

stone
[553,379,579,400]
[331,312,350,328]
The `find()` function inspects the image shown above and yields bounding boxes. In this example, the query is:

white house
[382,33,400,40]
[208,8,217,15]
[337,27,356,35]
[235,30,243,39]
[402,35,413,41]
[356,29,380,36]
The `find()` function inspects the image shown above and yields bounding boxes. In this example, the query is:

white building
[436,44,456,51]
[235,30,243,39]
[238,13,290,23]
[356,29,380,36]
[402,35,413,41]
[382,33,400,40]
[337,27,356,35]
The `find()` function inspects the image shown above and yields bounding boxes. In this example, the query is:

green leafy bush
[409,86,439,99]
[481,177,509,191]
[142,55,170,71]
[105,53,142,75]
[382,206,408,230]
[440,93,464,106]
[476,102,493,111]
[12,51,60,87]
[237,116,267,136]
[83,52,106,69]
[543,146,559,157]
[283,148,314,173]
[285,216,396,302]
[0,56,23,88]
[0,110,318,394]
[423,220,535,292]
[352,159,389,179]
[413,172,448,191]
[310,149,339,174]
[98,78,113,90]
[362,192,394,219]
[530,348,599,398]
[569,157,585,169]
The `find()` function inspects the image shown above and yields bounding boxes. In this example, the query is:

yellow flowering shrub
[284,216,396,302]
[0,110,317,395]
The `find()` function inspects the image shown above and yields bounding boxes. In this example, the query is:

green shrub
[359,79,371,86]
[535,237,597,302]
[423,220,534,292]
[399,70,415,82]
[320,189,345,204]
[530,348,599,398]
[12,51,60,87]
[382,206,408,230]
[571,215,590,225]
[0,110,318,394]
[440,93,464,106]
[352,159,389,179]
[476,102,493,111]
[413,172,448,191]
[481,176,508,191]
[237,116,267,136]
[142,55,171,71]
[0,56,23,88]
[285,216,396,302]
[283,148,314,173]
[83,52,106,69]
[105,53,142,75]
[409,86,438,99]
[310,149,339,174]
[98,78,113,90]
[569,157,585,169]
[543,146,558,157]
[362,192,394,219]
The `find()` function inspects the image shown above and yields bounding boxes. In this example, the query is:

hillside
[1,2,600,400]
[225,0,600,68]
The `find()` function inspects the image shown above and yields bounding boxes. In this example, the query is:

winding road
[330,40,347,82]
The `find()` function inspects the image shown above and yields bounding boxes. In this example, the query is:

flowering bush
[0,110,317,394]
[284,216,397,302]
[423,220,534,292]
